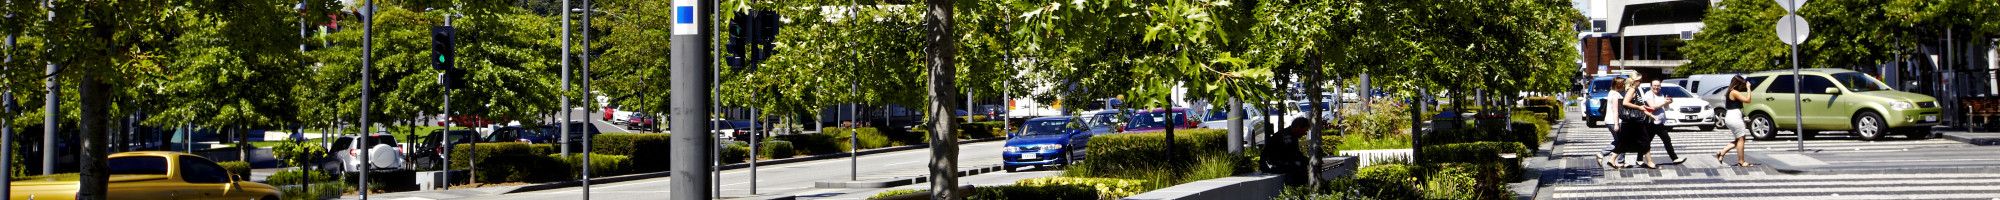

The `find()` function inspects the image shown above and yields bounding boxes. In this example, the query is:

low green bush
[265,170,335,185]
[1421,116,1547,151]
[775,134,842,155]
[1417,141,1527,164]
[970,185,1098,200]
[217,161,251,178]
[450,143,567,183]
[592,133,670,172]
[1016,177,1149,199]
[869,189,925,200]
[721,142,750,164]
[550,153,632,178]
[1423,163,1511,200]
[823,128,896,151]
[1067,129,1243,189]
[759,140,797,159]
[278,181,348,200]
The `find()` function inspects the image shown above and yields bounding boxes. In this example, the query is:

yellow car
[10,151,282,200]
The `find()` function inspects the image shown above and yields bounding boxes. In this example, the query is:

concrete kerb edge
[812,164,1006,189]
[499,137,1008,194]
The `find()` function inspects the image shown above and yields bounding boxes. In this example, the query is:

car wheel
[1750,114,1778,140]
[1854,112,1885,141]
[1004,166,1019,172]
[1904,127,1934,139]
[1586,120,1602,128]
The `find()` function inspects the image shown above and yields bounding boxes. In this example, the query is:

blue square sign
[677,6,695,24]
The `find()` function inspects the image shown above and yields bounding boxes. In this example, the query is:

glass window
[1832,72,1891,92]
[331,138,354,151]
[1125,111,1178,130]
[1766,75,1797,93]
[179,156,231,183]
[1657,86,1694,98]
[366,136,400,147]
[108,156,169,175]
[1746,76,1769,90]
[1020,120,1072,136]
[1803,76,1837,94]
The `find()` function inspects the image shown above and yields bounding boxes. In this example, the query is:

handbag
[1619,97,1653,123]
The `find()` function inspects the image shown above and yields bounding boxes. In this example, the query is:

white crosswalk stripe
[1551,174,2000,199]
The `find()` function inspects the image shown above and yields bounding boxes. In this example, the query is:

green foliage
[278,181,348,200]
[592,133,671,172]
[217,161,251,179]
[870,189,926,200]
[1423,115,1549,151]
[1422,163,1511,200]
[823,128,897,151]
[1681,0,2000,75]
[721,142,751,164]
[1014,177,1150,199]
[271,140,327,169]
[968,185,1099,200]
[759,140,797,159]
[450,143,566,183]
[774,133,842,155]
[1417,142,1528,164]
[265,169,335,185]
[1066,129,1243,190]
[549,153,633,178]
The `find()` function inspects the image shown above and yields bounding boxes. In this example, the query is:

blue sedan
[1003,117,1093,172]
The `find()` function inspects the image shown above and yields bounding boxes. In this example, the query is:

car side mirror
[1823,87,1841,94]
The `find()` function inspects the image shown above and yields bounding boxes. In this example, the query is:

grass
[1335,133,1413,150]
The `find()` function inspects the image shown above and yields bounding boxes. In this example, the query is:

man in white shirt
[1642,81,1684,164]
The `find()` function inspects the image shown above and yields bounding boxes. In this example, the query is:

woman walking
[1715,76,1756,167]
[1614,78,1660,168]
[1597,77,1629,167]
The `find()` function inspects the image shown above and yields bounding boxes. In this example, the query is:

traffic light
[727,10,781,71]
[431,26,456,71]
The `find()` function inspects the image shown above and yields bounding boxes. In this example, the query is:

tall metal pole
[439,14,454,191]
[748,103,757,195]
[39,0,56,176]
[578,1,594,197]
[359,0,377,197]
[669,0,716,196]
[1789,0,1804,152]
[559,0,573,157]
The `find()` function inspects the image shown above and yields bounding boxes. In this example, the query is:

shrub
[1332,132,1411,151]
[271,141,327,170]
[758,140,796,159]
[824,128,896,151]
[1339,101,1413,138]
[266,169,335,185]
[1420,116,1548,151]
[1423,163,1511,200]
[869,189,925,200]
[721,142,750,164]
[1067,129,1242,189]
[970,185,1098,200]
[1015,177,1148,199]
[1418,141,1527,164]
[450,143,567,183]
[278,181,348,200]
[774,133,842,155]
[550,153,632,178]
[592,133,670,172]
[217,161,251,178]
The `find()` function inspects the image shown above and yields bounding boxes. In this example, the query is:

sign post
[669,0,715,198]
[1774,0,1810,152]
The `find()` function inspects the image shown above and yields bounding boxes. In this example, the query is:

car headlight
[1892,102,1914,110]
[1004,146,1021,152]
[1037,144,1064,150]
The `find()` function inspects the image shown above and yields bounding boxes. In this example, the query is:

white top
[1605,91,1623,125]
[1644,89,1670,124]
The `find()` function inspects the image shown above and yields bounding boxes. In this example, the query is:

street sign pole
[669,0,715,197]
[1774,0,1811,152]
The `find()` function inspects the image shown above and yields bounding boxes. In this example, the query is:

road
[473,140,1011,200]
[1539,106,2000,199]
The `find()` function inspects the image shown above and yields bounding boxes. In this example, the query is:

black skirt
[1613,121,1655,153]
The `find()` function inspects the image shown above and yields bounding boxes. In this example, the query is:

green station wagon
[1742,68,1941,140]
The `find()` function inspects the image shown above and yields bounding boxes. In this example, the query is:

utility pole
[578,1,594,197]
[359,0,377,197]
[40,0,56,175]
[560,0,573,157]
[669,0,716,196]
[438,13,456,190]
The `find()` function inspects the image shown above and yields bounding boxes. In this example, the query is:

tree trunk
[1304,69,1324,188]
[76,76,111,200]
[923,0,959,198]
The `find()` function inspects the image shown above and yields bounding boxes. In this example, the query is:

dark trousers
[1650,123,1679,160]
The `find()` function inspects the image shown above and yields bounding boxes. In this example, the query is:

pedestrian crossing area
[1553,124,1969,160]
[1549,173,2000,199]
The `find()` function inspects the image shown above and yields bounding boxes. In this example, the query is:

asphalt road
[472,140,1009,200]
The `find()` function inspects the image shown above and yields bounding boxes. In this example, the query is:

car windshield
[107,156,168,175]
[1589,79,1614,93]
[1657,86,1694,98]
[1125,111,1185,130]
[1020,120,1072,136]
[1833,72,1892,92]
[1089,113,1119,127]
[367,136,400,147]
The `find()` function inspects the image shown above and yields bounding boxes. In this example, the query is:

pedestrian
[1261,118,1310,184]
[1714,76,1756,167]
[1613,78,1657,168]
[1643,80,1684,166]
[1597,77,1629,167]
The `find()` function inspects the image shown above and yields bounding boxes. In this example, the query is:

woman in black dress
[1613,78,1658,168]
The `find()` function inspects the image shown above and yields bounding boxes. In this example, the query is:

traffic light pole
[579,0,594,198]
[559,0,573,158]
[670,0,716,197]
[359,0,376,197]
[439,15,454,191]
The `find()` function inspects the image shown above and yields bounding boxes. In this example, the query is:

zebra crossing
[1541,108,2000,199]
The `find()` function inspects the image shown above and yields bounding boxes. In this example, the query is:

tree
[1681,0,2000,75]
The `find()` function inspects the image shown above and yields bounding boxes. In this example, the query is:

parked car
[409,130,479,170]
[709,120,746,141]
[1638,83,1717,131]
[1742,68,1942,140]
[1583,75,1630,128]
[323,134,407,173]
[1199,105,1270,137]
[1122,108,1199,133]
[9,152,282,200]
[626,113,658,131]
[1003,117,1093,172]
[1683,74,1749,129]
[487,126,553,143]
[542,122,604,152]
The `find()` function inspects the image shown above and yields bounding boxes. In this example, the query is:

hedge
[450,143,567,183]
[721,142,750,164]
[759,140,796,159]
[822,128,896,151]
[1418,141,1527,182]
[1015,177,1148,199]
[774,134,841,156]
[592,133,670,172]
[550,153,633,178]
[1423,115,1548,151]
[1067,129,1240,189]
[266,169,335,185]
[970,185,1098,200]
[217,161,250,179]
[1424,163,1512,200]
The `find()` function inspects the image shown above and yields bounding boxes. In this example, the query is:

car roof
[1028,116,1072,121]
[1748,68,1855,76]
